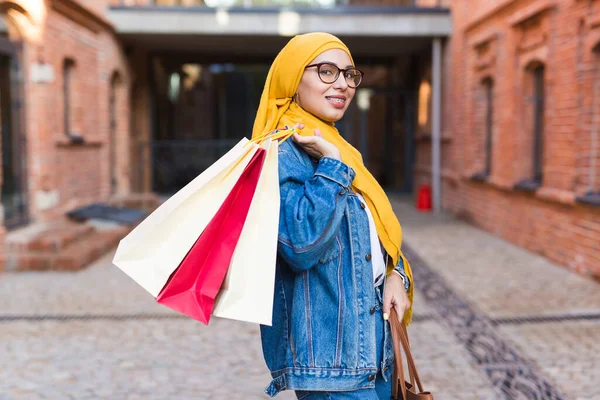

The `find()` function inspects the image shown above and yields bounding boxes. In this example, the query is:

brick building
[431,0,600,279]
[0,0,597,279]
[0,0,154,269]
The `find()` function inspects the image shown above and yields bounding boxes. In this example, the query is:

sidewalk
[0,197,598,399]
[391,196,600,400]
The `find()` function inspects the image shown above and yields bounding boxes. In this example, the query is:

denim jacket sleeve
[277,144,356,273]
[392,257,411,292]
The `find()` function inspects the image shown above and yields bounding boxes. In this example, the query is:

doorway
[0,37,27,229]
[339,88,416,193]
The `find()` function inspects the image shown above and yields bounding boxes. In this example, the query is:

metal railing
[137,139,242,196]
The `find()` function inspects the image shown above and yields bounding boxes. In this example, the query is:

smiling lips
[326,95,347,109]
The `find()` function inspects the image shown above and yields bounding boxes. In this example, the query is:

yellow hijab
[252,32,413,326]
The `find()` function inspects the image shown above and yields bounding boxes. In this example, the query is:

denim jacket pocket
[317,236,343,264]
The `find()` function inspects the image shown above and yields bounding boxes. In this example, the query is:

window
[483,78,494,176]
[63,59,74,136]
[63,59,83,143]
[577,46,600,206]
[482,78,494,176]
[515,63,545,191]
[471,78,494,181]
[532,65,545,183]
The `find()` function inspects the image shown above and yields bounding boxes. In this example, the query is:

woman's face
[296,49,356,123]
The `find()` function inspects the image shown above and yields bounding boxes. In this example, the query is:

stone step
[54,228,128,271]
[3,227,129,272]
[4,220,95,254]
[1,195,157,272]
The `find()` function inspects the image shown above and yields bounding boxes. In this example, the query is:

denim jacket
[260,138,409,397]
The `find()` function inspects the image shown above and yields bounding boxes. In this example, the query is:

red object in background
[416,184,432,212]
[156,148,266,325]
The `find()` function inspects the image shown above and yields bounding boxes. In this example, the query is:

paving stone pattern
[0,197,598,399]
[498,321,600,400]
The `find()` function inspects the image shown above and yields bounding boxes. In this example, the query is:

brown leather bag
[389,308,434,400]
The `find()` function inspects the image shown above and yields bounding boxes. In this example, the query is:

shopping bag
[212,139,280,326]
[156,146,267,324]
[112,138,260,297]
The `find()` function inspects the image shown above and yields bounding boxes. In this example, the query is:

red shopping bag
[156,147,267,324]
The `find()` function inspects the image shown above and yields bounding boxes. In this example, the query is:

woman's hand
[382,272,411,322]
[292,126,341,161]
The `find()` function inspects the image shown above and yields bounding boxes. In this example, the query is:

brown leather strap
[398,322,416,387]
[390,312,407,399]
[397,318,423,392]
[390,308,426,397]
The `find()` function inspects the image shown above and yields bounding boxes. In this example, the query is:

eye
[344,69,360,79]
[320,69,335,76]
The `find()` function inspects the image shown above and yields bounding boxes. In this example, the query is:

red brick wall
[2,0,134,222]
[428,0,600,278]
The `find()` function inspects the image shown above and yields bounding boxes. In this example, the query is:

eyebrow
[318,61,355,69]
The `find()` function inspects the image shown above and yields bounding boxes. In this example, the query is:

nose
[332,72,348,90]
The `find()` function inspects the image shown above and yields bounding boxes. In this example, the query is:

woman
[252,32,414,400]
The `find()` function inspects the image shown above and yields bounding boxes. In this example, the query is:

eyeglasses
[305,62,364,88]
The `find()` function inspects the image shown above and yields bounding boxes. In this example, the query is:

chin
[323,110,346,123]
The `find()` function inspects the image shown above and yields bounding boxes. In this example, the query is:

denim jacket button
[274,382,281,389]
[365,253,372,261]
[368,374,376,382]
[338,189,346,196]
[360,202,366,209]
[370,306,376,314]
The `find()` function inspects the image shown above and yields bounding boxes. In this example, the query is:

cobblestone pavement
[0,197,598,399]
[391,198,600,400]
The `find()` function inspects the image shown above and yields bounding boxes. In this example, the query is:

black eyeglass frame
[305,62,364,88]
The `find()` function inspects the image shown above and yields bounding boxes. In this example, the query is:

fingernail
[383,313,389,321]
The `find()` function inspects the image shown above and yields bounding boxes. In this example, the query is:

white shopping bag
[212,139,280,326]
[112,138,261,297]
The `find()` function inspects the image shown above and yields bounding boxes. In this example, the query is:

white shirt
[356,193,386,287]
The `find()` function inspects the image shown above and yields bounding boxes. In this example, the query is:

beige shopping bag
[212,139,280,326]
[112,138,261,297]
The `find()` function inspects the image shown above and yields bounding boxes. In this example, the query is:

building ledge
[109,4,451,15]
[461,175,590,208]
[107,6,452,37]
[470,171,489,182]
[514,178,541,193]
[536,187,576,206]
[55,136,103,148]
[576,192,600,207]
